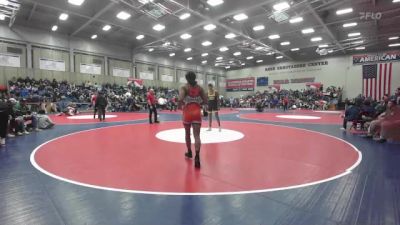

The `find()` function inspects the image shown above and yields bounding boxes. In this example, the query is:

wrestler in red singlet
[179,71,207,168]
[182,84,203,125]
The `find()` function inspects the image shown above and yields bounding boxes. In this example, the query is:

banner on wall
[80,63,102,75]
[273,77,315,84]
[226,77,255,92]
[127,78,143,88]
[306,82,322,89]
[256,77,268,86]
[139,72,154,80]
[39,58,66,72]
[113,67,131,77]
[266,85,281,93]
[0,53,20,68]
[161,74,174,82]
[353,51,400,64]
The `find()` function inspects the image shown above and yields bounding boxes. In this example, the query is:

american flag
[362,63,393,100]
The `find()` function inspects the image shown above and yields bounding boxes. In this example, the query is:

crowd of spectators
[342,87,400,143]
[223,86,343,111]
[6,77,179,113]
[0,77,180,146]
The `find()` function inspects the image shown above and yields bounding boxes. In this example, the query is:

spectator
[36,110,55,129]
[95,92,108,122]
[367,99,400,142]
[341,102,361,130]
[0,99,11,146]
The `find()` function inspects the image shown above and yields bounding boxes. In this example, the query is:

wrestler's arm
[177,86,186,109]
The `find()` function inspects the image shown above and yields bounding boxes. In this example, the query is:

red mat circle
[240,111,343,125]
[49,112,148,124]
[31,121,360,195]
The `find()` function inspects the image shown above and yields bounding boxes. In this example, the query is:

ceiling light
[353,40,364,44]
[273,2,290,11]
[394,0,400,2]
[348,32,361,37]
[153,24,165,31]
[255,46,263,50]
[389,43,400,47]
[241,63,245,66]
[343,22,357,28]
[179,13,191,20]
[328,50,334,53]
[253,25,265,31]
[266,52,274,55]
[180,33,192,40]
[202,60,207,64]
[0,0,8,5]
[139,0,154,4]
[311,37,322,42]
[102,25,111,31]
[51,25,58,31]
[233,52,241,56]
[91,34,97,39]
[216,56,223,60]
[219,47,229,52]
[280,41,290,46]
[276,56,283,59]
[336,8,353,15]
[202,41,212,46]
[389,36,399,40]
[229,60,234,63]
[0,14,5,20]
[148,48,154,52]
[256,60,263,63]
[136,34,145,40]
[246,56,254,60]
[289,17,303,23]
[116,11,131,20]
[302,28,315,34]
[59,13,69,21]
[187,57,193,61]
[269,34,280,39]
[291,48,299,51]
[184,48,192,52]
[355,46,365,50]
[201,53,209,57]
[225,66,230,69]
[225,33,237,39]
[68,0,85,6]
[233,13,248,21]
[169,53,175,57]
[207,0,224,7]
[318,44,328,48]
[204,24,216,31]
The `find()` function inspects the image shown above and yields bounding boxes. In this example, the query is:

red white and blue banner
[362,63,393,100]
[226,77,255,92]
[353,51,400,65]
[127,78,144,89]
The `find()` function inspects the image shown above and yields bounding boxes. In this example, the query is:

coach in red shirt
[147,89,159,124]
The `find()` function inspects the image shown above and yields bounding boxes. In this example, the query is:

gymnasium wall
[0,24,226,92]
[226,54,400,99]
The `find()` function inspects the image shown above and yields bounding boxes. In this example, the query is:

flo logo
[360,12,382,20]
